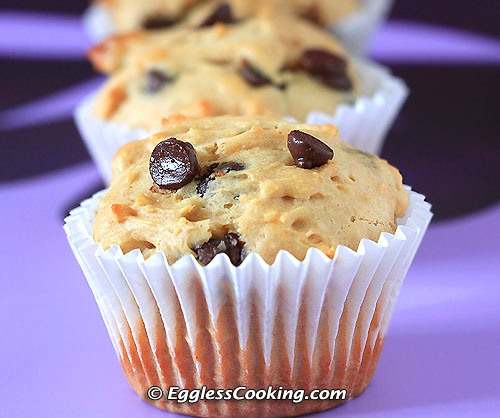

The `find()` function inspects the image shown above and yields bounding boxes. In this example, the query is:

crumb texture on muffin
[90,16,359,128]
[96,0,359,33]
[93,116,408,264]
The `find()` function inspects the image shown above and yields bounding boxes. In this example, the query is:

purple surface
[370,21,500,64]
[2,11,500,63]
[0,77,103,130]
[0,12,90,59]
[1,3,499,417]
[1,163,499,418]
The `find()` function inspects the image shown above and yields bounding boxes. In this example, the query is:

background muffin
[93,0,359,34]
[75,14,410,183]
[85,0,394,55]
[90,16,359,128]
[89,13,354,74]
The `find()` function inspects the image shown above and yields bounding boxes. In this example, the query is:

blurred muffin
[90,16,359,129]
[93,0,359,34]
[78,11,408,183]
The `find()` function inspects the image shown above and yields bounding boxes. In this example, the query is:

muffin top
[96,0,359,34]
[93,116,408,265]
[89,14,354,74]
[91,16,358,128]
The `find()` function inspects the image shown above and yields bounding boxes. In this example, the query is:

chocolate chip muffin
[94,0,359,34]
[67,116,431,417]
[93,115,408,265]
[91,16,359,129]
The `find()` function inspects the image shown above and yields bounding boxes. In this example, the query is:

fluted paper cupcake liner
[83,3,115,43]
[74,59,408,184]
[83,0,393,56]
[329,0,394,56]
[64,188,431,417]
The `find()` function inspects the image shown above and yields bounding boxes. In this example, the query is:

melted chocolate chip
[301,49,352,91]
[196,162,245,196]
[195,238,225,265]
[149,138,199,190]
[145,70,172,93]
[287,130,334,169]
[215,162,245,174]
[223,233,245,266]
[239,60,272,87]
[142,15,176,30]
[343,146,377,168]
[194,233,245,266]
[196,176,212,197]
[200,3,233,27]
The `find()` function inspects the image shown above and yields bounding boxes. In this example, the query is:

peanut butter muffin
[94,0,359,34]
[93,116,408,265]
[91,16,359,129]
[89,14,355,74]
[66,116,431,417]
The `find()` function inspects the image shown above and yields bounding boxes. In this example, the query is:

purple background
[0,1,499,417]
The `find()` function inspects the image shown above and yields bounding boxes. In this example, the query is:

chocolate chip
[149,138,199,190]
[196,162,245,196]
[142,15,176,30]
[196,175,212,197]
[145,70,172,93]
[223,233,245,266]
[301,49,352,91]
[302,6,321,25]
[239,60,272,87]
[194,233,245,266]
[312,72,353,90]
[214,162,245,174]
[200,3,233,27]
[302,50,347,75]
[239,60,287,89]
[287,130,334,169]
[194,238,225,265]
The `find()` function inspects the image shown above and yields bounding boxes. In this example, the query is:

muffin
[65,115,432,417]
[89,15,359,125]
[76,15,408,182]
[91,0,359,34]
[85,0,393,55]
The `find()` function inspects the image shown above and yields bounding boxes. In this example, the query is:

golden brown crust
[95,86,127,119]
[88,32,144,73]
[88,15,352,74]
[91,16,359,127]
[96,0,359,35]
[93,116,409,265]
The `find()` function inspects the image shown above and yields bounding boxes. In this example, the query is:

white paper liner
[74,102,150,182]
[64,188,431,416]
[74,59,408,184]
[83,1,393,56]
[83,3,115,43]
[330,0,394,56]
